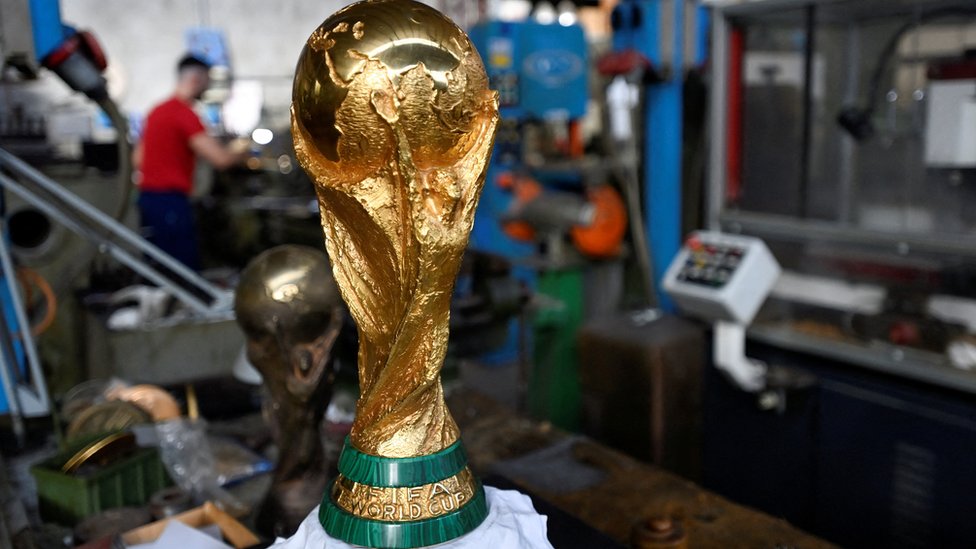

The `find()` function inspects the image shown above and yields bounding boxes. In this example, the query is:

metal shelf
[749,323,976,395]
[719,210,976,261]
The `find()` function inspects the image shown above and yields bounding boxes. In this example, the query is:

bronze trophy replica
[234,245,344,536]
[292,0,498,546]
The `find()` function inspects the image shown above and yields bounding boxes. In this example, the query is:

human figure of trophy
[291,0,499,545]
[234,245,344,537]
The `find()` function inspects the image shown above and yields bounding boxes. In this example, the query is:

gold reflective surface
[234,245,345,534]
[292,0,498,457]
[331,468,477,522]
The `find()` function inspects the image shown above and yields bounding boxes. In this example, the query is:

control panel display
[663,231,781,324]
[674,237,746,289]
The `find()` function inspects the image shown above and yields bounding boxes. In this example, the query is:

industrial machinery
[465,1,710,429]
[0,0,121,434]
[0,0,240,431]
[468,13,624,429]
[468,15,594,264]
[702,1,976,546]
[607,0,711,308]
[708,0,976,391]
[663,230,780,391]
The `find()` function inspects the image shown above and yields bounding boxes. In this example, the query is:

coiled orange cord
[16,267,57,336]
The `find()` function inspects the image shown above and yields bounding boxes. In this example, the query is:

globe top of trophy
[292,0,498,546]
[235,244,342,347]
[293,0,495,177]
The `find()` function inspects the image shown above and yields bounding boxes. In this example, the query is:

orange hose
[16,267,57,336]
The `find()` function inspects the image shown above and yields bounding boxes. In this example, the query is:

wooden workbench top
[447,389,836,549]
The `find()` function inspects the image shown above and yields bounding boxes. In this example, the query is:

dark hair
[177,54,211,74]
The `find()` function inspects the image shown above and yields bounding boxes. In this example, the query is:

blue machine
[470,2,709,312]
[467,19,588,372]
[611,0,684,311]
[468,19,588,262]
[1,0,111,100]
[0,271,26,415]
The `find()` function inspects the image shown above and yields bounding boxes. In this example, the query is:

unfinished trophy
[234,245,344,536]
[292,0,498,546]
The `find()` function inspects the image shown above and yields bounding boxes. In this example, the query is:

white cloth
[270,486,554,548]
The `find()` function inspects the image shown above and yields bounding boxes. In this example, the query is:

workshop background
[2,0,976,548]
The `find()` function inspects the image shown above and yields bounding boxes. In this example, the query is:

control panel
[663,231,781,324]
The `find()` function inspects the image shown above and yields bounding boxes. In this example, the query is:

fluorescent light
[251,128,273,145]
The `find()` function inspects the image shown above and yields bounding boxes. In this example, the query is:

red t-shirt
[138,97,206,194]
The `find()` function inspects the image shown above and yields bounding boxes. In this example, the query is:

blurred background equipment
[705,1,976,547]
[233,245,343,538]
[663,231,780,392]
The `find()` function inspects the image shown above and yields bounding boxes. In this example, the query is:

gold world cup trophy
[291,0,498,546]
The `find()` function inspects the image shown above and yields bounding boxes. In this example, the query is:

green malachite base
[320,438,489,548]
[337,437,468,487]
[320,481,488,548]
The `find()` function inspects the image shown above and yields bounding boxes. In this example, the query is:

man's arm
[132,141,144,170]
[189,133,247,170]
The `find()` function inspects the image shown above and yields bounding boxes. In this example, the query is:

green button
[337,437,468,487]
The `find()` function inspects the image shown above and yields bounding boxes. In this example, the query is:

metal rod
[798,3,816,218]
[0,174,213,313]
[0,314,25,444]
[0,149,222,303]
[838,23,860,223]
[0,233,49,414]
[706,10,730,230]
[720,210,976,258]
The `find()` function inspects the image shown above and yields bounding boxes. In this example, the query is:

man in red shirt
[133,54,245,270]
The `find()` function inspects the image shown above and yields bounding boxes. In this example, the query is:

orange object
[122,502,259,547]
[502,176,544,242]
[571,185,627,258]
[568,120,584,158]
[16,267,57,336]
[504,221,537,242]
[109,385,182,421]
[495,171,516,190]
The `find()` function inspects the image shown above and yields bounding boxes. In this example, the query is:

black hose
[46,97,132,298]
[95,97,134,222]
[603,71,659,308]
[840,7,976,140]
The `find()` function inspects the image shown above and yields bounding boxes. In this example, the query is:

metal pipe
[706,9,729,231]
[0,246,26,442]
[0,173,213,313]
[798,4,816,218]
[95,97,134,222]
[0,317,25,445]
[721,210,976,258]
[0,235,49,414]
[0,149,222,304]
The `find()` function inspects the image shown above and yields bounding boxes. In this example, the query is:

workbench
[447,389,836,549]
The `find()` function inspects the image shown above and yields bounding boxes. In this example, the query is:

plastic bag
[154,418,248,516]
